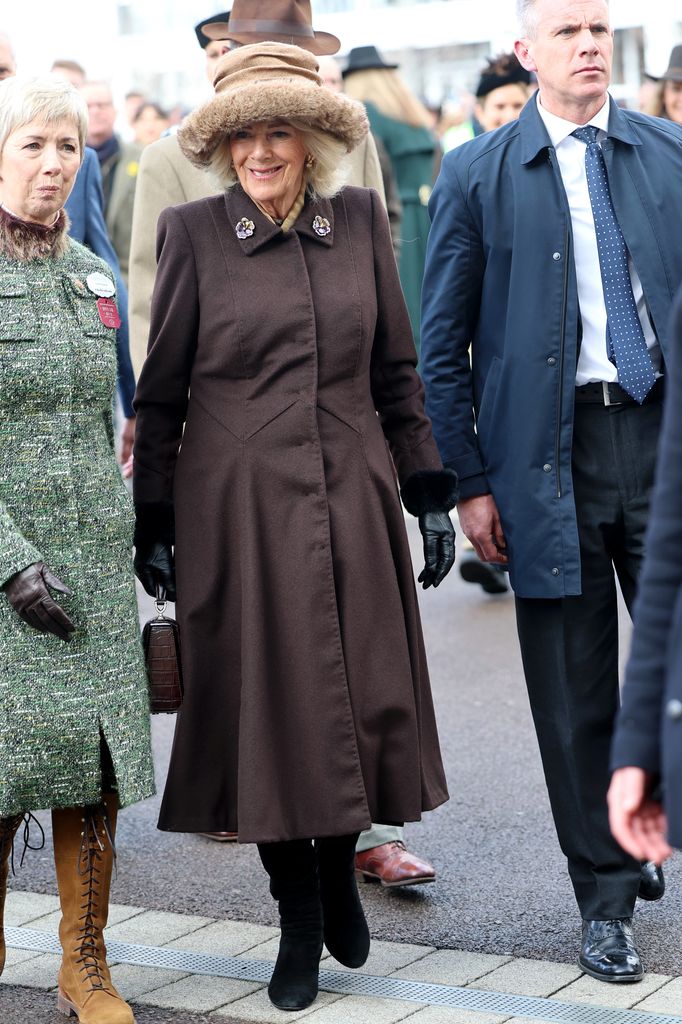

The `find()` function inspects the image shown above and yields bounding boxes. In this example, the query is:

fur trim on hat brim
[178,81,369,167]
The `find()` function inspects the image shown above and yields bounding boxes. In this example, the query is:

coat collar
[223,186,335,255]
[519,93,641,165]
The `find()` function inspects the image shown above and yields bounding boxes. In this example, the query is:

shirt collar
[536,93,610,148]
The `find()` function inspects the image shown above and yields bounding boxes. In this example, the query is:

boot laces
[73,804,116,992]
[1,812,45,875]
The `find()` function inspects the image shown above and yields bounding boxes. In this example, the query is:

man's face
[0,39,16,80]
[205,39,229,85]
[81,83,116,146]
[515,0,613,119]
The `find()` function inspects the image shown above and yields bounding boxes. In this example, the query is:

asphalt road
[9,518,682,977]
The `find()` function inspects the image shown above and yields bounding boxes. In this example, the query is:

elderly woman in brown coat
[133,43,455,1012]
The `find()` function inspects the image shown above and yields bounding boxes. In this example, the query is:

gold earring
[305,154,315,169]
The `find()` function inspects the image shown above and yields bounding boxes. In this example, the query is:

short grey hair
[517,0,540,37]
[0,75,88,161]
[517,0,609,37]
[211,120,349,200]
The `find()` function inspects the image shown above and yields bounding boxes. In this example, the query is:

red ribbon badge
[97,297,121,329]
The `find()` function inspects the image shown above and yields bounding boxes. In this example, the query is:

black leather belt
[574,377,664,405]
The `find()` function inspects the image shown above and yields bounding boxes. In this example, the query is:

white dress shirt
[536,95,660,385]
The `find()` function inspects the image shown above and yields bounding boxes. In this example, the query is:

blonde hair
[343,68,433,130]
[0,75,87,160]
[211,120,349,199]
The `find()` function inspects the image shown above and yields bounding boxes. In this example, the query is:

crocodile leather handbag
[142,588,183,714]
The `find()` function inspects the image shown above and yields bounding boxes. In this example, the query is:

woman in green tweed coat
[0,76,154,1024]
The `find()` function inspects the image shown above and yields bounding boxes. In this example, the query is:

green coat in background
[364,101,436,350]
[0,222,154,817]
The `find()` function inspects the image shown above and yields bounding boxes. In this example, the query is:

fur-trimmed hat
[178,42,369,168]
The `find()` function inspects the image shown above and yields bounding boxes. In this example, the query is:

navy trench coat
[611,290,682,847]
[421,97,682,598]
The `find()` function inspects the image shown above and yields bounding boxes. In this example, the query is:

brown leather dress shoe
[354,841,436,887]
[199,832,238,842]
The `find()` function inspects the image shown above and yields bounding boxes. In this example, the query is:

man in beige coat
[128,1,435,888]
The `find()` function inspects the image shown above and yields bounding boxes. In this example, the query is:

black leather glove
[418,511,456,589]
[134,540,176,602]
[2,562,75,641]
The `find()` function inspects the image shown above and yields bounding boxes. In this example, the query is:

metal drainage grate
[6,927,682,1024]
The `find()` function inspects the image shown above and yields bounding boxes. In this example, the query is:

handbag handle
[154,583,168,619]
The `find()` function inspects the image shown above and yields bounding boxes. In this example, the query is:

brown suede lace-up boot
[0,813,24,976]
[52,795,135,1023]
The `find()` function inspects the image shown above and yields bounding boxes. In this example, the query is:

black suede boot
[258,840,323,1011]
[316,833,370,968]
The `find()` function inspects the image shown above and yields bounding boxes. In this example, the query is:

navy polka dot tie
[572,126,655,403]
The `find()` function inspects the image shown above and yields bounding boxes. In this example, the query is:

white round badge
[86,271,116,298]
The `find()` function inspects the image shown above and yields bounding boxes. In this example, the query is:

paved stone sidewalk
[3,891,682,1022]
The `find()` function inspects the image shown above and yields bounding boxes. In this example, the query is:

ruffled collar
[0,205,71,262]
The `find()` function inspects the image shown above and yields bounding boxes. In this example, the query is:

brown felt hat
[178,42,368,168]
[202,0,340,56]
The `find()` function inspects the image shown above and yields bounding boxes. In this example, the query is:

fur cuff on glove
[400,469,459,516]
[134,501,175,548]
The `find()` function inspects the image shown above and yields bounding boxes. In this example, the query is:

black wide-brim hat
[195,11,231,49]
[342,45,398,78]
[645,44,682,83]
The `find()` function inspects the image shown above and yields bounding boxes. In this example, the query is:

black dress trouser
[515,396,663,920]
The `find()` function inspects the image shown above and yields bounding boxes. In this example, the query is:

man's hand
[119,416,135,479]
[607,766,673,865]
[457,494,508,564]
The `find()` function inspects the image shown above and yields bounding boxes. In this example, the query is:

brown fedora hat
[202,0,340,56]
[178,42,368,169]
[645,44,682,83]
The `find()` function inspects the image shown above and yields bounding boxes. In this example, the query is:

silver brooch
[312,215,331,237]
[235,217,255,239]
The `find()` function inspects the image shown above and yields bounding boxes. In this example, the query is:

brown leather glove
[3,562,75,642]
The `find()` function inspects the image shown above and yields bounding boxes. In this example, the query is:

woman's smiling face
[229,120,307,220]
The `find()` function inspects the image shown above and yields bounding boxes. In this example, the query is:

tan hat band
[228,18,315,38]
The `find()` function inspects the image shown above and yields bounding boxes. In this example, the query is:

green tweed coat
[0,210,154,816]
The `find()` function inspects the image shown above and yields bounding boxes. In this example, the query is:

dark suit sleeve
[80,150,136,418]
[367,189,444,486]
[133,207,199,507]
[419,153,488,499]
[611,289,682,774]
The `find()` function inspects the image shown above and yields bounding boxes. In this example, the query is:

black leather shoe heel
[638,861,665,902]
[579,919,643,983]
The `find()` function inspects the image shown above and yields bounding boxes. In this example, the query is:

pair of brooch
[235,215,331,239]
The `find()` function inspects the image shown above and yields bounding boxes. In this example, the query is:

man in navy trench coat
[420,0,682,982]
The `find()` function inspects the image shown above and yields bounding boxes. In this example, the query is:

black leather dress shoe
[638,861,665,901]
[579,919,643,983]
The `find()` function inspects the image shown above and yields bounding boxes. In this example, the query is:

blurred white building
[4,1,681,113]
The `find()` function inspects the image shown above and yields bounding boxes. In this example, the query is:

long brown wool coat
[133,185,449,843]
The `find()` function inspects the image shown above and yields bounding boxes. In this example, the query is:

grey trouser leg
[356,824,404,853]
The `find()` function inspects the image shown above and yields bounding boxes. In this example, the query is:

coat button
[551,567,560,576]
[553,252,562,261]
[666,699,682,721]
[547,356,557,366]
[543,463,552,473]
